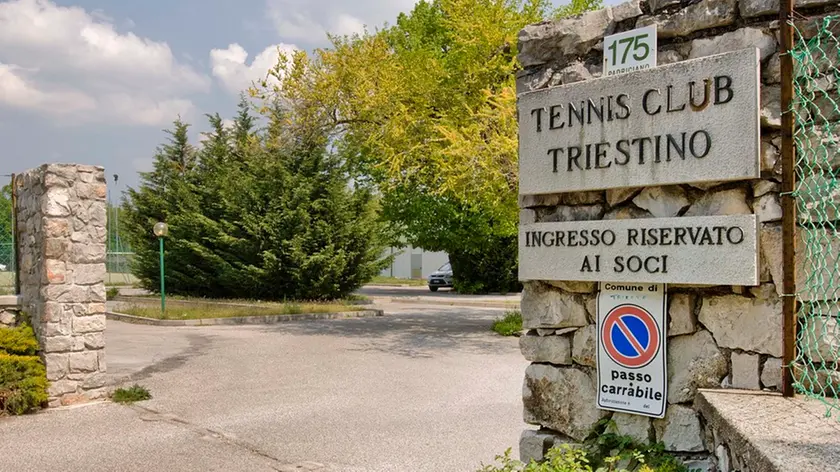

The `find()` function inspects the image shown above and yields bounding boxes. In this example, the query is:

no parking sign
[597,282,667,418]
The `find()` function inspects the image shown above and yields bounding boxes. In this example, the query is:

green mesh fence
[0,177,15,294]
[790,14,840,414]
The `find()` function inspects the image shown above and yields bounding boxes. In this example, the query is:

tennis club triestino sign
[517,47,760,195]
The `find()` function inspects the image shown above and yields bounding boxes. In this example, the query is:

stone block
[668,330,728,403]
[764,54,781,84]
[44,218,71,238]
[699,291,782,356]
[761,85,781,129]
[69,351,99,373]
[731,352,761,389]
[520,194,562,208]
[668,293,697,337]
[44,238,71,259]
[0,309,16,326]
[81,372,107,389]
[75,183,107,201]
[559,191,604,205]
[797,174,840,224]
[71,242,106,264]
[761,357,783,390]
[754,193,782,223]
[611,0,643,22]
[98,350,107,372]
[537,205,604,223]
[612,413,651,443]
[83,332,105,350]
[520,209,536,225]
[684,188,751,217]
[72,263,106,285]
[636,0,737,38]
[800,315,840,363]
[632,186,690,218]
[44,319,72,337]
[521,283,588,330]
[518,8,614,67]
[753,180,780,198]
[43,335,73,353]
[606,188,640,207]
[42,187,71,217]
[546,280,596,294]
[654,404,705,452]
[519,429,556,463]
[90,284,106,302]
[73,314,106,334]
[520,332,572,364]
[523,364,608,440]
[44,353,69,381]
[648,0,680,11]
[689,28,777,61]
[49,379,78,396]
[604,206,652,220]
[571,325,596,367]
[45,259,66,284]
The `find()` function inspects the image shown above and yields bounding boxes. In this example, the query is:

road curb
[386,298,520,310]
[106,309,384,327]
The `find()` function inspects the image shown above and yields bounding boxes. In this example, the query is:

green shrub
[112,384,152,404]
[0,324,39,356]
[0,353,49,415]
[106,287,120,300]
[478,420,692,472]
[492,311,523,336]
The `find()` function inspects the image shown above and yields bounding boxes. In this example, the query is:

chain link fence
[790,14,840,414]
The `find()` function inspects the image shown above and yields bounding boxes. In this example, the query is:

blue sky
[0,0,621,194]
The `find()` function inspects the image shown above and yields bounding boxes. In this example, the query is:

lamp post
[153,222,169,314]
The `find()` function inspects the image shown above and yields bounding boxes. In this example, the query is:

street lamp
[153,222,169,314]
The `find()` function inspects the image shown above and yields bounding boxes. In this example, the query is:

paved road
[0,303,527,472]
[357,286,521,308]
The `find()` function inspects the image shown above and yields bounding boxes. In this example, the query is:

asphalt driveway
[0,303,527,472]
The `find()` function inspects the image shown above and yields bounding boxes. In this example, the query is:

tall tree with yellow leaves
[254,0,601,293]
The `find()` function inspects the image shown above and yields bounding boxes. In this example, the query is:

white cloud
[266,0,417,44]
[210,43,297,95]
[0,0,209,126]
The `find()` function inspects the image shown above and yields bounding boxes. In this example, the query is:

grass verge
[120,302,364,320]
[370,276,427,286]
[491,311,523,336]
[112,385,152,404]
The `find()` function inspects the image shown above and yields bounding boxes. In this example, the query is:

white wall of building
[380,247,449,279]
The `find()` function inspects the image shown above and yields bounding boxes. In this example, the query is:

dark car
[427,262,453,292]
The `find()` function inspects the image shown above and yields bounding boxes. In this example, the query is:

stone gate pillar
[15,164,107,406]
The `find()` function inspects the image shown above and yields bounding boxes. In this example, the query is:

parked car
[428,262,453,292]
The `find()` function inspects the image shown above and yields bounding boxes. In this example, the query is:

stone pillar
[15,164,107,406]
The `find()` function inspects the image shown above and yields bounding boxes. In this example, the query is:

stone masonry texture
[15,164,107,406]
[516,0,840,466]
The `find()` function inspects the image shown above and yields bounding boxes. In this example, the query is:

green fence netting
[790,14,840,415]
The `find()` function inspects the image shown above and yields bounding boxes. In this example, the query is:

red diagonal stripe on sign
[616,316,647,357]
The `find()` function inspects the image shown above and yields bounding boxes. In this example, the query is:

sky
[0,0,622,196]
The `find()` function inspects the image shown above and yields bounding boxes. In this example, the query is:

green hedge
[0,323,48,415]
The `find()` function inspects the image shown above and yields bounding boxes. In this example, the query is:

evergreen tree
[123,106,389,300]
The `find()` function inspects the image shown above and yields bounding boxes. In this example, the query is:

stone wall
[15,164,107,406]
[0,296,21,327]
[516,0,840,467]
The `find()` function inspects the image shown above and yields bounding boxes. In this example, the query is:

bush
[492,311,523,336]
[106,287,120,300]
[478,421,691,472]
[112,384,152,404]
[0,324,39,356]
[0,353,49,415]
[124,109,389,301]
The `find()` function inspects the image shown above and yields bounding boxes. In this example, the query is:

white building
[380,247,449,279]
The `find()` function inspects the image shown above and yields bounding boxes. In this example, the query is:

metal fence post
[779,0,797,398]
